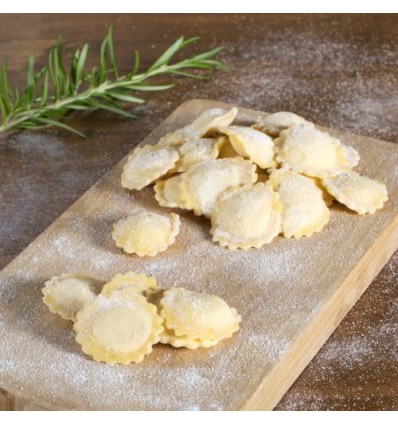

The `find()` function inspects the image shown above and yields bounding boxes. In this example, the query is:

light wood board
[0,99,398,411]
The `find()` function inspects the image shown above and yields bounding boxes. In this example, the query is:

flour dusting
[0,103,397,410]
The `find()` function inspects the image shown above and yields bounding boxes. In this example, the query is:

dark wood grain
[0,13,397,411]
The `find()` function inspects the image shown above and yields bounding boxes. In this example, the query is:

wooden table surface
[0,13,397,411]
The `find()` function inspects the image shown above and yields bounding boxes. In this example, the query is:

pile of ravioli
[114,108,389,253]
[42,272,241,364]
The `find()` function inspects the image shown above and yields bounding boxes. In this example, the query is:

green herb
[0,27,228,137]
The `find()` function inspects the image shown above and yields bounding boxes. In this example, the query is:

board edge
[240,212,398,411]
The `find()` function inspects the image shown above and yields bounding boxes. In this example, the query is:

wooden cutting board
[1,99,398,411]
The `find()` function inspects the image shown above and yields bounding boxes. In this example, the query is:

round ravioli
[102,271,157,296]
[159,287,241,347]
[220,126,275,169]
[176,137,225,171]
[322,171,388,215]
[154,175,186,209]
[42,274,103,322]
[121,145,179,190]
[112,212,180,257]
[269,169,330,238]
[210,183,282,250]
[276,124,360,178]
[186,107,238,138]
[74,291,164,364]
[178,158,257,217]
[254,111,314,136]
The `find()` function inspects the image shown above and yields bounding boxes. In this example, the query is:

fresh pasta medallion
[42,274,103,322]
[159,287,241,347]
[112,212,180,257]
[219,126,275,169]
[186,107,238,138]
[177,158,257,217]
[154,175,187,209]
[268,169,330,238]
[176,137,225,171]
[253,111,314,136]
[276,124,359,178]
[74,291,164,364]
[322,171,388,215]
[210,183,281,250]
[121,145,179,190]
[101,271,157,296]
[157,107,237,148]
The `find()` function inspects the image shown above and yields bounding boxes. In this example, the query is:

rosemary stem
[0,67,180,133]
[0,30,226,136]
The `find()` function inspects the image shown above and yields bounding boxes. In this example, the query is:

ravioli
[254,111,314,136]
[210,183,282,249]
[121,145,179,190]
[269,169,330,238]
[157,107,237,148]
[322,171,388,215]
[154,175,186,209]
[157,128,191,147]
[74,291,164,364]
[42,274,103,322]
[220,126,275,169]
[112,212,180,257]
[102,271,157,296]
[159,287,241,349]
[186,107,238,138]
[177,158,257,217]
[176,137,225,171]
[276,124,360,178]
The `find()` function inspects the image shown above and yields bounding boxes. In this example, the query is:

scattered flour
[1,21,398,409]
[0,107,397,409]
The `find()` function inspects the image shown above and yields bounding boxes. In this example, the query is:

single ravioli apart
[121,145,179,190]
[268,169,330,238]
[74,291,164,364]
[322,171,388,215]
[220,125,275,169]
[177,158,257,217]
[253,111,314,136]
[159,287,241,349]
[112,212,180,257]
[176,137,225,171]
[210,183,282,250]
[102,271,157,296]
[42,274,104,322]
[276,124,360,178]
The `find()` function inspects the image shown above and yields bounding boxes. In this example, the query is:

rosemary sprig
[0,28,228,137]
